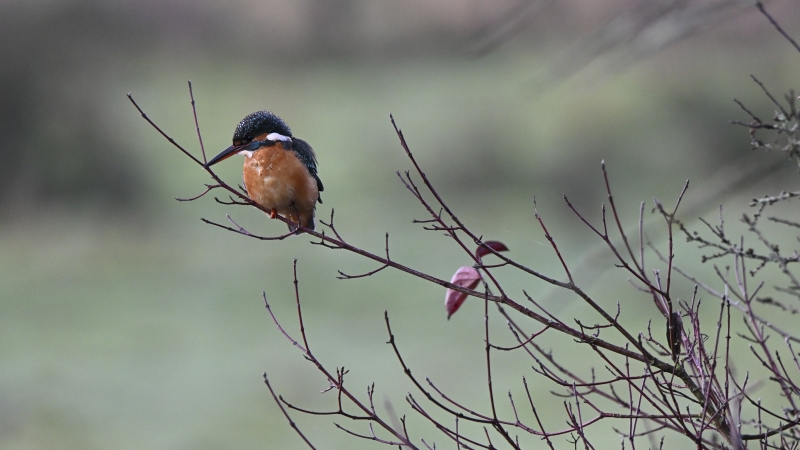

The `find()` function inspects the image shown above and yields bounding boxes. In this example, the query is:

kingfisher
[204,111,323,232]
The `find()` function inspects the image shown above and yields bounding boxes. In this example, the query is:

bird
[204,111,323,232]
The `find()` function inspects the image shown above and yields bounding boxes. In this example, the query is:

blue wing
[290,138,324,204]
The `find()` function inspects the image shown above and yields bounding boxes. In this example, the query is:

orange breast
[242,143,319,229]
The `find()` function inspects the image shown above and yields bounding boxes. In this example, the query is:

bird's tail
[287,216,314,234]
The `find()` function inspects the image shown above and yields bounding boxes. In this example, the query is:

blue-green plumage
[233,111,292,143]
[231,110,323,204]
[289,137,323,203]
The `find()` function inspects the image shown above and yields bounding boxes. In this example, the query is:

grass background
[2,1,800,448]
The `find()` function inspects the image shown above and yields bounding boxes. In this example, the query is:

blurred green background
[2,0,800,448]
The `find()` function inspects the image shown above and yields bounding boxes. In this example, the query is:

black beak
[204,145,241,168]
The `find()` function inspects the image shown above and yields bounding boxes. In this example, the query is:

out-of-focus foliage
[0,0,517,217]
[2,1,800,449]
[1,0,792,218]
[0,2,148,213]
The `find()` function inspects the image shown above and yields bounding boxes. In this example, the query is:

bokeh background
[2,0,800,448]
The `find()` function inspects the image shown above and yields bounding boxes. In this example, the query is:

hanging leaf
[475,241,509,261]
[445,266,482,319]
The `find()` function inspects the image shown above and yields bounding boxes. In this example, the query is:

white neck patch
[266,133,291,142]
[238,150,254,158]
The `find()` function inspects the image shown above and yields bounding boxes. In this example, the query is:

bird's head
[205,111,292,168]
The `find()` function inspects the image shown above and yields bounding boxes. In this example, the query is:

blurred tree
[0,2,150,217]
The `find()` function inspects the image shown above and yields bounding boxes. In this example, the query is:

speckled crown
[233,111,292,142]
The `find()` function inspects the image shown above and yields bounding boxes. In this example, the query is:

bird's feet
[268,208,278,219]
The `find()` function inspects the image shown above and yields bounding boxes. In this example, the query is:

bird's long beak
[204,145,242,168]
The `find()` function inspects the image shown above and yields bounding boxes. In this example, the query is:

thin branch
[263,373,318,449]
[756,1,800,55]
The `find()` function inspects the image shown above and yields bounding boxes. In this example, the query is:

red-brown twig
[130,54,800,446]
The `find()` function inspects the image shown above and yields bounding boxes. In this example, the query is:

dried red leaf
[475,241,509,261]
[445,266,482,319]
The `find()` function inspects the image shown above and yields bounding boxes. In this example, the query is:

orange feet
[268,208,278,219]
